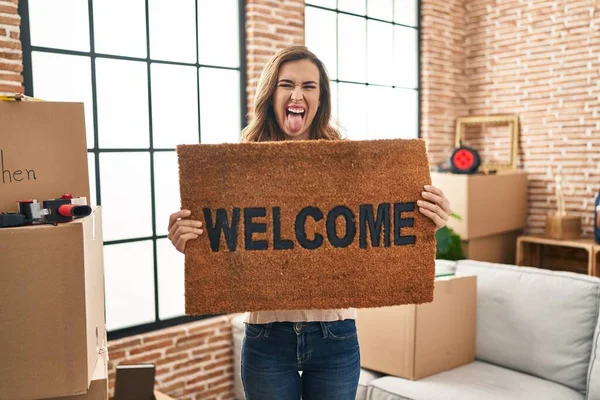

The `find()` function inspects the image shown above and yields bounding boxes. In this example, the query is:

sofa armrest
[587,308,600,400]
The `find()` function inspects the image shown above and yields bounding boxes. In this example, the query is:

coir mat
[177,138,436,315]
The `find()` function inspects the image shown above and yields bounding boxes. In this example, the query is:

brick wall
[107,316,236,400]
[245,0,305,120]
[463,0,600,236]
[421,0,600,236]
[0,0,23,95]
[420,0,468,166]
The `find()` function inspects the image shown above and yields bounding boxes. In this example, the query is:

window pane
[104,241,155,331]
[367,20,394,85]
[338,15,366,83]
[394,88,418,138]
[99,152,153,241]
[31,52,95,149]
[198,0,239,68]
[199,68,241,144]
[93,0,146,58]
[149,0,196,63]
[338,83,367,140]
[368,0,393,21]
[305,7,337,80]
[306,0,336,8]
[338,0,366,15]
[88,153,97,207]
[157,238,185,320]
[394,26,418,88]
[394,0,418,27]
[29,0,89,51]
[330,81,339,125]
[367,85,395,139]
[154,152,181,236]
[151,64,199,148]
[96,58,150,149]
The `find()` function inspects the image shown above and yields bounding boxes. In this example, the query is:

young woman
[168,46,451,400]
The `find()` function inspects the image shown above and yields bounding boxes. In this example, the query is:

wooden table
[516,235,599,277]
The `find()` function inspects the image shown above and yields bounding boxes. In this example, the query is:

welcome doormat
[177,139,436,315]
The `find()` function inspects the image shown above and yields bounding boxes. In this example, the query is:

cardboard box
[49,354,109,400]
[356,275,476,380]
[0,207,106,400]
[0,101,91,213]
[430,170,528,240]
[462,229,522,265]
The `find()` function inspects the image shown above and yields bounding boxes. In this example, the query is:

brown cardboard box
[0,101,91,213]
[356,275,476,380]
[49,353,109,400]
[430,170,528,240]
[0,207,106,400]
[462,229,522,265]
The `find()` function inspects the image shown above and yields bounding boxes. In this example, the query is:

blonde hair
[241,46,341,142]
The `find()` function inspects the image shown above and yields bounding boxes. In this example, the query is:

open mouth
[286,106,306,117]
[285,105,306,133]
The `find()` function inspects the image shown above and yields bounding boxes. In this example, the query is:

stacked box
[0,101,107,400]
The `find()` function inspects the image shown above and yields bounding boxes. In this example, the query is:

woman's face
[273,59,321,140]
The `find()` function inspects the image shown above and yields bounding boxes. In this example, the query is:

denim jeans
[241,319,361,400]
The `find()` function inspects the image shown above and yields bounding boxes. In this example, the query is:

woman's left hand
[417,185,451,230]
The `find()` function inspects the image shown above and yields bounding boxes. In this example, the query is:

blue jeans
[241,319,361,400]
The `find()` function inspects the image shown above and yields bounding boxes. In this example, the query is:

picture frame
[454,115,520,170]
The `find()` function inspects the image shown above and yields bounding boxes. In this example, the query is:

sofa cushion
[455,260,600,394]
[357,368,383,400]
[435,259,457,275]
[368,361,583,400]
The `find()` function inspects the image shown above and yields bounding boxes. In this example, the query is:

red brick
[206,375,233,389]
[0,28,6,36]
[214,349,233,360]
[197,383,234,398]
[120,350,162,364]
[173,354,212,370]
[109,337,142,352]
[187,369,223,386]
[176,331,212,345]
[192,343,231,357]
[0,39,20,50]
[0,15,20,26]
[188,319,229,335]
[0,5,17,13]
[0,59,21,73]
[206,333,231,344]
[8,31,18,40]
[157,379,186,394]
[129,339,173,355]
[163,367,201,383]
[204,358,232,371]
[108,350,126,360]
[155,353,189,367]
[0,83,22,93]
[143,331,179,344]
[165,340,206,355]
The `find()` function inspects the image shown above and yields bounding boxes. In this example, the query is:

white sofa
[232,259,600,399]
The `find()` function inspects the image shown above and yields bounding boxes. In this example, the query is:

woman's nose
[291,86,303,101]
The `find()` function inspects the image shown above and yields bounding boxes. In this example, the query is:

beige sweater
[244,308,357,324]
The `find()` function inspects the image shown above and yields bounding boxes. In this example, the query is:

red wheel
[449,146,481,174]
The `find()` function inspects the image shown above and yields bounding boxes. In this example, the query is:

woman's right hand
[167,209,203,253]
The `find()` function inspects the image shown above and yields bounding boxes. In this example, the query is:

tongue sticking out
[287,112,303,132]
